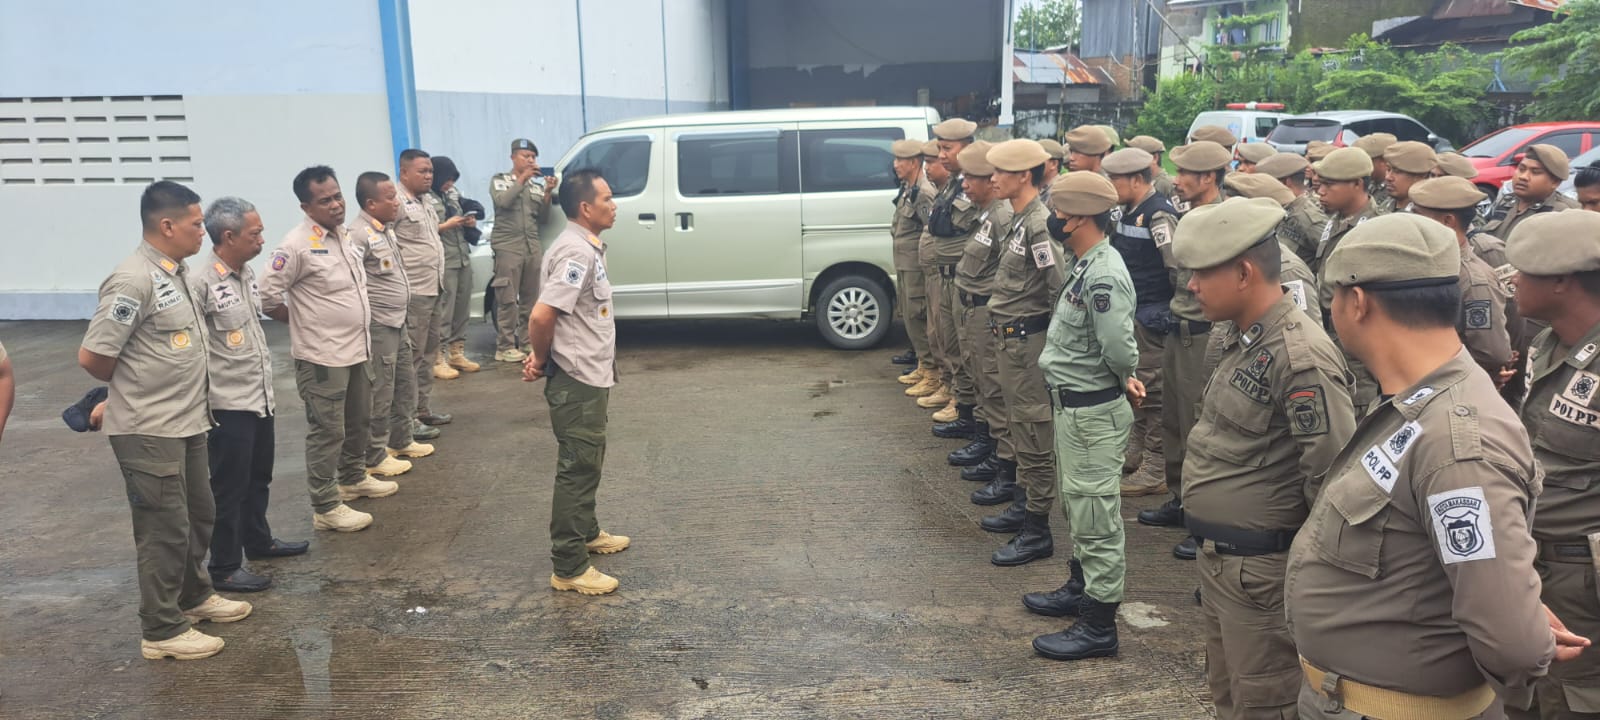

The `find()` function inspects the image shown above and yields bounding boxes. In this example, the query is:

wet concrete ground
[0,318,1212,719]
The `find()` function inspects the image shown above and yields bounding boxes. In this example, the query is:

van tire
[815,274,892,350]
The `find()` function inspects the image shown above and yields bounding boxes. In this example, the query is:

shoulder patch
[1152,223,1171,248]
[561,259,588,287]
[1031,242,1056,269]
[1429,486,1495,564]
[1286,385,1329,436]
[1283,279,1307,311]
[109,294,141,326]
[270,253,288,272]
[1092,291,1110,313]
[1462,300,1492,330]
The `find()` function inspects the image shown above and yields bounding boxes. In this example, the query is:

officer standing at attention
[1037,139,1065,181]
[1256,153,1328,267]
[906,140,955,401]
[1382,141,1436,211]
[1234,143,1277,174]
[1221,173,1325,323]
[1024,172,1144,662]
[489,138,557,363]
[1064,125,1111,176]
[394,149,451,430]
[424,155,481,377]
[929,121,983,426]
[980,139,1064,567]
[950,142,1016,498]
[190,197,308,594]
[938,140,999,450]
[1174,198,1356,718]
[1128,135,1176,201]
[1287,213,1572,719]
[890,139,936,382]
[259,166,393,533]
[1408,177,1517,383]
[1352,133,1398,212]
[1189,126,1237,153]
[1138,140,1230,561]
[1102,147,1178,496]
[1312,147,1388,415]
[79,181,253,660]
[522,169,630,596]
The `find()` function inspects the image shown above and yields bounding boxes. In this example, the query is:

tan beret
[1102,148,1154,176]
[956,141,997,177]
[1046,172,1119,216]
[1172,197,1286,270]
[1383,141,1437,175]
[1037,138,1065,160]
[1171,141,1232,172]
[1312,147,1374,181]
[1407,176,1485,211]
[1324,213,1459,288]
[1434,152,1478,179]
[1255,153,1309,179]
[987,139,1050,172]
[1224,172,1295,207]
[1128,135,1166,154]
[1096,125,1121,149]
[1507,210,1600,275]
[891,139,924,159]
[1065,125,1112,156]
[1353,132,1398,158]
[921,140,940,159]
[932,118,977,141]
[1190,125,1238,148]
[1525,143,1571,180]
[1236,143,1278,164]
[1306,142,1334,162]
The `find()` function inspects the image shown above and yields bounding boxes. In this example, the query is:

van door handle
[638,213,656,224]
[675,212,694,231]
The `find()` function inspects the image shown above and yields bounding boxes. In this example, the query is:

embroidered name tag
[1229,368,1271,404]
[1360,446,1398,493]
[1550,393,1600,428]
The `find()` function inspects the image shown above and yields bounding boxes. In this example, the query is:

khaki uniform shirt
[1152,170,1176,203]
[188,252,273,416]
[488,171,552,254]
[918,176,962,270]
[81,242,211,438]
[393,185,442,297]
[1458,252,1513,372]
[988,197,1065,321]
[539,223,616,388]
[954,198,1015,297]
[1164,194,1217,322]
[1204,245,1325,374]
[1523,323,1600,542]
[892,175,935,271]
[1314,199,1387,331]
[425,188,472,269]
[1185,295,1354,530]
[352,211,410,329]
[259,217,372,368]
[1285,349,1554,698]
[1039,240,1138,391]
[1483,189,1579,242]
[933,177,983,266]
[1368,178,1395,214]
[1280,193,1328,266]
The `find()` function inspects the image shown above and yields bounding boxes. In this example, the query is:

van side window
[1255,117,1279,139]
[799,128,904,193]
[567,136,651,198]
[677,131,797,196]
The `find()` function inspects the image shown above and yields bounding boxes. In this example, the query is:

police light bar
[1225,102,1286,111]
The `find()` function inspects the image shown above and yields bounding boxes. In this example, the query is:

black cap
[511,138,538,155]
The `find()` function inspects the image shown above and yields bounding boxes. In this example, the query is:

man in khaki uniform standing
[1221,173,1325,323]
[424,155,480,376]
[948,142,1013,491]
[259,166,393,533]
[490,138,557,362]
[1352,132,1397,212]
[1064,125,1111,176]
[906,140,952,399]
[1257,153,1327,267]
[1485,144,1577,242]
[1037,138,1065,181]
[1128,135,1175,201]
[394,149,451,428]
[1383,141,1436,211]
[1288,214,1571,719]
[890,139,935,382]
[1234,142,1276,174]
[1174,198,1356,719]
[1312,147,1389,415]
[1409,177,1516,383]
[928,121,983,425]
[79,181,252,660]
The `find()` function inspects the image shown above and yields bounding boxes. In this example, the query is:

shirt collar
[1385,347,1476,421]
[1237,293,1298,349]
[138,241,183,275]
[356,210,387,234]
[207,251,238,279]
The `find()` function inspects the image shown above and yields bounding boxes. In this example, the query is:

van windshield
[1269,121,1340,145]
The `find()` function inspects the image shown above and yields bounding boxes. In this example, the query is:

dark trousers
[109,433,215,641]
[545,366,610,578]
[206,410,276,577]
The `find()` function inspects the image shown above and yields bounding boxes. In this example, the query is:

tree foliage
[1505,0,1600,120]
[1013,0,1080,51]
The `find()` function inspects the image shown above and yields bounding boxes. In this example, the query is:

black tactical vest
[1110,191,1177,307]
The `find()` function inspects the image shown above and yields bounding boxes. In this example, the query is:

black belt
[992,315,1050,338]
[960,291,991,308]
[1540,541,1594,564]
[938,264,958,278]
[1167,318,1212,336]
[1185,516,1297,556]
[1050,385,1122,409]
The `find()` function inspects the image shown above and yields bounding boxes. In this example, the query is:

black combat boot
[1172,536,1198,560]
[1137,495,1184,528]
[971,460,1017,505]
[947,422,993,463]
[1032,597,1120,661]
[979,485,1027,531]
[961,453,1001,480]
[1022,559,1084,617]
[934,404,978,440]
[891,349,917,365]
[991,511,1055,566]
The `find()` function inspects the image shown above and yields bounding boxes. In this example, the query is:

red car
[1459,121,1600,195]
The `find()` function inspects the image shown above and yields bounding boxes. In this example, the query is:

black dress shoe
[1173,536,1198,560]
[418,412,453,426]
[891,349,917,365]
[1023,560,1085,617]
[960,454,1001,481]
[992,512,1054,566]
[245,538,310,559]
[211,567,272,593]
[1137,497,1184,528]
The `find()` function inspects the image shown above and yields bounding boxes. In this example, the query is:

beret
[1305,141,1335,162]
[1236,143,1278,164]
[891,139,924,159]
[1190,125,1238,148]
[1037,138,1065,159]
[1407,176,1485,211]
[921,140,940,159]
[1383,141,1437,175]
[1525,144,1571,180]
[1255,153,1309,179]
[1312,147,1374,181]
[1353,133,1398,158]
[1507,210,1600,275]
[1102,148,1154,176]
[1046,172,1119,216]
[1065,125,1112,155]
[956,140,996,176]
[1171,141,1232,172]
[1127,135,1166,154]
[1324,213,1459,288]
[1224,172,1295,207]
[1172,197,1286,270]
[987,139,1051,172]
[932,118,978,141]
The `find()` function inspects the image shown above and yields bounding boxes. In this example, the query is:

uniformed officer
[79,181,252,660]
[907,139,954,401]
[394,149,451,429]
[980,139,1065,566]
[1138,140,1229,560]
[191,197,307,594]
[1256,153,1327,267]
[929,121,984,425]
[1485,144,1579,242]
[522,169,631,596]
[1234,142,1276,173]
[1221,173,1325,324]
[425,155,481,376]
[1287,213,1563,718]
[259,166,391,534]
[489,138,558,363]
[1024,171,1143,662]
[1305,142,1334,201]
[1435,151,1479,180]
[1037,138,1065,182]
[1353,132,1398,212]
[1173,197,1357,719]
[1382,141,1437,211]
[1065,125,1111,175]
[1102,147,1178,495]
[939,141,1002,458]
[1189,125,1237,151]
[1409,177,1516,383]
[891,139,937,386]
[1128,135,1176,201]
[1575,162,1600,214]
[1096,125,1121,152]
[1312,147,1388,415]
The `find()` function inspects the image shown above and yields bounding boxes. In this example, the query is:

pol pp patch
[1428,486,1496,565]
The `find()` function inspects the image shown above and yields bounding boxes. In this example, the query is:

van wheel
[815,274,891,350]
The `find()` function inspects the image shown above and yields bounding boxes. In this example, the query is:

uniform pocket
[120,457,180,510]
[1534,415,1600,491]
[1202,393,1275,468]
[1315,475,1391,579]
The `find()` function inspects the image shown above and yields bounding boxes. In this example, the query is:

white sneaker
[339,475,399,501]
[183,594,253,624]
[367,455,412,477]
[314,504,374,532]
[141,628,224,660]
[388,441,435,459]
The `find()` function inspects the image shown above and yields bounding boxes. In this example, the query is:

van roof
[591,106,943,133]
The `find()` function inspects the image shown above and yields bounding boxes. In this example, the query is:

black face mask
[1047,215,1072,242]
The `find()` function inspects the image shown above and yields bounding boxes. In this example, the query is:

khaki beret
[987,139,1050,172]
[1255,153,1309,179]
[1525,143,1571,180]
[1171,141,1232,172]
[956,141,997,177]
[1190,125,1238,148]
[1236,143,1278,164]
[1507,210,1600,275]
[1224,172,1295,207]
[1128,135,1166,154]
[1434,152,1479,179]
[1046,172,1119,217]
[921,140,940,159]
[1102,148,1154,176]
[1312,147,1374,181]
[1037,138,1065,159]
[1172,197,1286,270]
[1305,141,1334,162]
[1407,176,1485,211]
[1324,213,1459,288]
[1065,125,1112,156]
[932,118,977,141]
[891,139,924,159]
[1383,141,1437,175]
[1353,132,1398,158]
[1096,125,1121,149]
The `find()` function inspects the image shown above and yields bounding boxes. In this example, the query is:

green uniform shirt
[1039,240,1137,392]
[1368,178,1394,214]
[892,174,935,271]
[1280,193,1328,266]
[953,198,1015,297]
[488,171,553,252]
[1523,322,1600,541]
[988,196,1065,321]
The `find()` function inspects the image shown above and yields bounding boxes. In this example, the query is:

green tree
[1313,38,1491,141]
[1014,0,1080,51]
[1505,0,1600,120]
[1127,73,1213,147]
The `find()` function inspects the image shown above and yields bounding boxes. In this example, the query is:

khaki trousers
[1162,325,1211,498]
[294,360,372,514]
[997,333,1055,514]
[367,322,415,467]
[492,247,541,353]
[406,294,440,417]
[1199,546,1299,719]
[110,433,215,641]
[897,269,933,368]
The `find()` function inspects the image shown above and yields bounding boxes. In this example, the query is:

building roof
[1011,51,1109,86]
[1376,0,1556,44]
